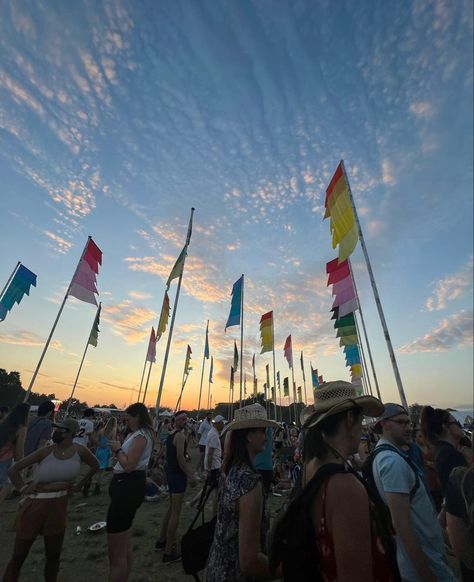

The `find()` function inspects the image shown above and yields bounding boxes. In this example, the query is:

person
[420,406,467,497]
[2,417,99,582]
[74,408,95,449]
[254,427,274,497]
[372,403,456,581]
[197,412,213,475]
[155,411,196,563]
[24,400,55,456]
[271,381,393,581]
[205,415,226,489]
[93,416,117,494]
[0,403,30,502]
[205,403,279,581]
[414,428,443,512]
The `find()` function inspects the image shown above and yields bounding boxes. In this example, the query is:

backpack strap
[371,444,420,499]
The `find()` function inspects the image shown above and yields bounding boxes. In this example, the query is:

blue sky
[0,0,472,410]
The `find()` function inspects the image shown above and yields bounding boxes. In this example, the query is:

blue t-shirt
[254,428,273,471]
[373,438,456,582]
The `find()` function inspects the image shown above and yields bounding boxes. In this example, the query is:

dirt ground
[0,444,285,582]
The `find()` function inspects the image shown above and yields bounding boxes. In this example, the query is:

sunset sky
[0,0,472,412]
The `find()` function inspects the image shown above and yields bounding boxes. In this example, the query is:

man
[24,399,55,456]
[371,403,456,582]
[196,412,212,475]
[73,408,95,448]
[205,415,225,491]
[155,411,196,563]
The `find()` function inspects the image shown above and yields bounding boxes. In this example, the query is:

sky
[0,0,472,412]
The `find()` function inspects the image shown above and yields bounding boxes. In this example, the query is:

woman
[413,427,443,511]
[107,403,154,582]
[205,403,279,581]
[2,417,99,582]
[0,403,30,502]
[93,417,117,494]
[271,381,396,582]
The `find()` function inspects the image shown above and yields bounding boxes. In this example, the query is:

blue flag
[204,324,210,359]
[311,364,319,389]
[225,275,243,330]
[0,264,37,321]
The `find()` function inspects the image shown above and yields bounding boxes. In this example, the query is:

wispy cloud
[43,230,73,254]
[102,300,156,344]
[128,290,153,301]
[0,330,62,351]
[425,257,473,311]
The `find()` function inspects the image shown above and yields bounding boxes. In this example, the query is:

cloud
[42,230,73,254]
[409,101,436,118]
[102,300,157,344]
[0,331,62,351]
[381,159,396,186]
[399,310,473,354]
[128,290,153,300]
[425,257,473,311]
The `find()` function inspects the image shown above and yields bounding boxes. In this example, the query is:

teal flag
[225,276,243,330]
[0,264,37,321]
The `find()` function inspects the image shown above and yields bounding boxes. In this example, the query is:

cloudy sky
[1,0,472,411]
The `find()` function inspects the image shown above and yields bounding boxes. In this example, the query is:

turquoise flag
[0,264,37,321]
[225,276,243,330]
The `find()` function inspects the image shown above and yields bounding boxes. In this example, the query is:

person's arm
[446,512,474,569]
[14,426,27,461]
[239,481,270,578]
[385,492,436,582]
[110,435,146,473]
[206,447,216,471]
[73,445,100,491]
[175,433,196,485]
[8,447,52,492]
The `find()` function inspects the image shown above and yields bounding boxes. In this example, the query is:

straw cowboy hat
[301,381,383,429]
[222,403,279,435]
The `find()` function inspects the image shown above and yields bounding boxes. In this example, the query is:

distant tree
[0,369,57,408]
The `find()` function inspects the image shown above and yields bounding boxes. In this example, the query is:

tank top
[114,429,153,474]
[34,448,81,483]
[166,430,187,474]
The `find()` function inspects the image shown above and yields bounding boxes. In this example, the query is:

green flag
[88,304,101,347]
[166,246,187,288]
[233,341,239,370]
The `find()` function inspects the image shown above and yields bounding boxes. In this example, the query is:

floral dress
[205,464,262,582]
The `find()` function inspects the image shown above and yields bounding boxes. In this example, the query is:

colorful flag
[339,334,359,347]
[209,356,214,383]
[335,297,358,318]
[297,386,302,403]
[166,246,186,288]
[332,287,356,308]
[334,313,356,328]
[225,275,243,330]
[326,258,350,285]
[311,364,319,388]
[88,303,101,348]
[336,326,357,337]
[233,341,239,370]
[300,351,306,382]
[184,345,192,374]
[283,377,289,397]
[204,323,210,359]
[68,238,102,306]
[0,263,37,321]
[146,326,156,363]
[324,162,358,261]
[283,335,293,369]
[157,291,170,341]
[266,364,270,398]
[259,311,273,354]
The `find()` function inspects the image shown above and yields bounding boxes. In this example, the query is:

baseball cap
[213,415,227,423]
[374,403,408,431]
[53,417,80,436]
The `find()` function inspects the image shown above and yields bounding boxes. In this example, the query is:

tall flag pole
[138,326,156,402]
[225,275,244,408]
[284,334,297,423]
[239,275,244,408]
[65,302,101,414]
[326,161,408,409]
[0,262,37,322]
[300,351,308,404]
[175,345,192,411]
[25,236,102,401]
[142,326,157,404]
[277,371,282,422]
[206,355,213,411]
[155,208,195,414]
[197,320,210,420]
[252,353,257,402]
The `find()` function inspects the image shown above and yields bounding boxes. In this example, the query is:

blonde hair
[104,417,117,438]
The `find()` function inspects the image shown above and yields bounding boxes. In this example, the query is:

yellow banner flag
[157,291,170,341]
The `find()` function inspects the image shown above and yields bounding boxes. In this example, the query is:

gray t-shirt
[25,417,52,456]
[373,439,456,582]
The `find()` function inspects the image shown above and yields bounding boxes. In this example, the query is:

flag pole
[175,352,189,411]
[25,237,91,402]
[65,300,100,414]
[354,313,374,397]
[341,161,408,410]
[290,364,297,425]
[137,358,148,403]
[239,274,244,408]
[196,320,209,420]
[155,208,195,414]
[301,352,308,405]
[142,360,154,404]
[271,317,277,421]
[0,261,21,301]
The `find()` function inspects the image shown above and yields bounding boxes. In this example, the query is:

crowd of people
[0,382,472,581]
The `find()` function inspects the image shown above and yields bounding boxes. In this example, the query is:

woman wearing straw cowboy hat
[270,381,400,582]
[205,403,279,582]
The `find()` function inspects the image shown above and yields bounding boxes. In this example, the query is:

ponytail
[420,405,450,445]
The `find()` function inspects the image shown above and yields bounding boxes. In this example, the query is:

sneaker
[163,551,181,564]
[154,539,166,551]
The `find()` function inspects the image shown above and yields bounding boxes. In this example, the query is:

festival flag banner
[266,364,270,398]
[336,297,358,318]
[340,334,359,347]
[331,276,355,297]
[259,311,273,354]
[277,371,281,391]
[146,327,157,363]
[334,313,356,328]
[233,341,239,370]
[297,386,302,403]
[300,351,306,382]
[311,364,319,388]
[88,303,101,347]
[336,326,357,337]
[68,238,102,306]
[166,247,186,289]
[253,377,258,396]
[326,259,350,285]
[204,324,210,359]
[157,292,170,341]
[225,276,243,330]
[184,345,192,374]
[332,286,356,308]
[209,356,214,384]
[0,263,37,321]
[283,377,289,397]
[283,335,293,369]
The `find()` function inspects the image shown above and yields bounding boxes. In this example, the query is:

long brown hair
[222,428,259,475]
[420,406,451,445]
[126,403,155,442]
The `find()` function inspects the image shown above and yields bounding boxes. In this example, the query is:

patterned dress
[205,464,262,582]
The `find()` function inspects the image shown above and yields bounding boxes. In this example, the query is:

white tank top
[34,448,81,483]
[114,429,153,474]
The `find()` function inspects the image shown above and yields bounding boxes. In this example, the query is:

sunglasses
[386,419,412,427]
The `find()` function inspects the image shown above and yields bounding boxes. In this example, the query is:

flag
[146,326,156,362]
[204,323,210,359]
[332,286,356,308]
[336,326,357,337]
[326,258,350,285]
[340,334,359,347]
[311,364,319,388]
[259,311,273,354]
[297,386,302,403]
[68,238,102,306]
[271,384,275,401]
[300,351,306,382]
[0,264,37,321]
[230,366,235,390]
[253,377,258,396]
[184,345,192,374]
[284,335,293,369]
[88,304,101,347]
[277,371,281,392]
[334,313,356,328]
[263,382,268,399]
[233,341,239,370]
[324,163,358,261]
[266,364,270,398]
[252,353,256,378]
[209,356,214,383]
[283,377,289,397]
[166,246,186,288]
[225,275,243,330]
[333,297,358,318]
[157,291,170,341]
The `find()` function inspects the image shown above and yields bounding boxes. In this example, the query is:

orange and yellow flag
[259,311,273,354]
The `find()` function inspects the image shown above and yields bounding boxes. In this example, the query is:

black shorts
[199,444,206,453]
[258,469,273,496]
[166,471,187,494]
[107,471,146,533]
[207,469,220,490]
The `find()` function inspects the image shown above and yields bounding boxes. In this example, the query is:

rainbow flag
[259,311,273,354]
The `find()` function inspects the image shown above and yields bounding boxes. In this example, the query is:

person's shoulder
[327,473,368,509]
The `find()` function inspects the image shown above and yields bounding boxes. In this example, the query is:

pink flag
[68,238,102,306]
[332,286,356,308]
[331,275,354,296]
[284,335,293,369]
[338,297,359,317]
[146,327,156,363]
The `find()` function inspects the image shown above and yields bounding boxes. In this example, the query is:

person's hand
[21,481,39,495]
[109,440,121,453]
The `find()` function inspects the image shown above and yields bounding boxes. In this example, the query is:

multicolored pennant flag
[340,334,359,347]
[209,356,214,383]
[157,291,170,341]
[0,263,37,321]
[204,324,210,359]
[225,275,243,330]
[166,247,186,289]
[336,326,357,337]
[324,162,359,261]
[283,376,289,397]
[283,335,293,369]
[88,303,101,348]
[297,386,302,403]
[335,297,358,318]
[146,326,157,363]
[233,341,239,370]
[259,311,273,354]
[311,364,319,388]
[326,259,350,285]
[266,364,270,398]
[68,238,102,306]
[332,286,356,308]
[300,351,306,382]
[184,345,192,374]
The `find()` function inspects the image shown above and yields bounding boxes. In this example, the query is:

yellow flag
[157,291,170,341]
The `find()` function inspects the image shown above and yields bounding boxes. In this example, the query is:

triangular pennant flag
[146,327,157,363]
[166,247,187,288]
[88,304,101,348]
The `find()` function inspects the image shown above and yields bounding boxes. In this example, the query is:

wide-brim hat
[222,403,279,435]
[302,381,384,429]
